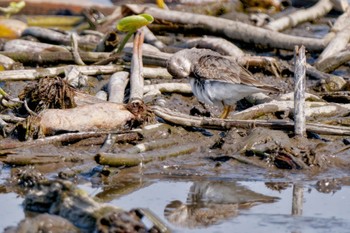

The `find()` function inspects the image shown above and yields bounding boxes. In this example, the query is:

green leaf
[116,14,154,32]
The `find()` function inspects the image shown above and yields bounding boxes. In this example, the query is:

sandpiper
[167,48,278,119]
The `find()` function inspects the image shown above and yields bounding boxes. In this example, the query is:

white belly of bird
[190,78,266,107]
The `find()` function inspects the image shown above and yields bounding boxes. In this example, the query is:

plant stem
[116,30,134,54]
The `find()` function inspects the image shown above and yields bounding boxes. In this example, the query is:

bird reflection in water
[164,181,279,228]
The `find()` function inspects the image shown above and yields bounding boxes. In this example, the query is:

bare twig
[0,131,105,150]
[152,106,350,135]
[315,24,350,71]
[142,26,166,50]
[142,67,172,79]
[0,64,123,81]
[144,83,192,94]
[264,0,333,32]
[0,51,111,64]
[314,49,350,73]
[0,114,25,123]
[179,36,245,57]
[294,46,306,137]
[70,32,85,65]
[24,98,38,116]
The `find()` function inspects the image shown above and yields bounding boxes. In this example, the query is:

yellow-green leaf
[116,14,154,32]
[0,0,26,18]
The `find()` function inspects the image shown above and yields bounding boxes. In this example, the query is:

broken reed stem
[294,45,306,137]
[129,28,145,103]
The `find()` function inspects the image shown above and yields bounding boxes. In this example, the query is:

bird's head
[167,49,194,79]
[167,48,221,79]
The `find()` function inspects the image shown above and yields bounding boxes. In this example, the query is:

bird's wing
[193,55,272,88]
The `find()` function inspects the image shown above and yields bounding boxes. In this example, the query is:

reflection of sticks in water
[292,184,304,216]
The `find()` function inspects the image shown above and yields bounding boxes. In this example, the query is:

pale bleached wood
[126,4,327,51]
[129,29,145,103]
[0,65,123,81]
[265,0,332,32]
[294,46,306,137]
[108,71,129,104]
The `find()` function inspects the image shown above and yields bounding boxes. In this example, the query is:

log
[126,4,327,51]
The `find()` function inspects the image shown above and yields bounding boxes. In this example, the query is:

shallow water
[1,0,350,232]
[0,192,24,231]
[0,177,350,233]
[79,179,350,233]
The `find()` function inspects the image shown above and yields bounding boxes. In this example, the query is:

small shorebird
[167,48,278,119]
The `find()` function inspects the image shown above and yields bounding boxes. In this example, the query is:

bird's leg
[220,105,232,119]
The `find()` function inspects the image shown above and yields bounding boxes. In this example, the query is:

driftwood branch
[315,49,350,73]
[178,36,245,57]
[152,106,350,136]
[316,8,350,71]
[0,65,123,81]
[126,4,327,51]
[264,0,333,32]
[108,71,129,103]
[0,51,111,64]
[316,26,350,71]
[0,131,105,150]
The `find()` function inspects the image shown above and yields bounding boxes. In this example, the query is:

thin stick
[294,45,306,137]
[0,64,123,81]
[70,32,85,65]
[152,106,350,135]
[0,131,105,150]
[264,0,332,32]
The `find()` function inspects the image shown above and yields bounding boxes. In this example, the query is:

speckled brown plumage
[167,48,278,118]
